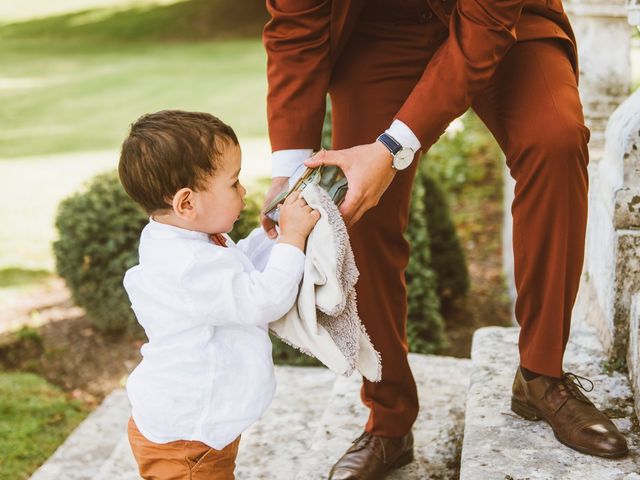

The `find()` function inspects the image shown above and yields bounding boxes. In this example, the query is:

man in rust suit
[260,0,629,477]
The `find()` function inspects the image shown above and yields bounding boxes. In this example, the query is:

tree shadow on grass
[0,0,268,45]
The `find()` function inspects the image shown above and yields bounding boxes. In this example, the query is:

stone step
[460,324,640,480]
[29,389,131,480]
[36,366,337,480]
[295,354,472,480]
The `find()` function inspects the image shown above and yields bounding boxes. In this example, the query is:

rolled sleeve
[385,120,422,152]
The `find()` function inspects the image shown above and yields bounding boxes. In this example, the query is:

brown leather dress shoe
[328,430,414,480]
[511,367,629,458]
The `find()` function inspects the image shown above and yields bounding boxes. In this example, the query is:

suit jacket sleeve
[263,0,332,152]
[396,0,525,150]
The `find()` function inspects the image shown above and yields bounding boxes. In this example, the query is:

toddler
[118,110,319,479]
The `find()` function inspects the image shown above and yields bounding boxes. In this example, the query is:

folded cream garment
[269,184,382,382]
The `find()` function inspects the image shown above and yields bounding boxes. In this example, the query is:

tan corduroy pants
[127,417,241,480]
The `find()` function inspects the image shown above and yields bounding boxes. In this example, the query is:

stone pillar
[502,165,516,323]
[628,0,640,24]
[578,91,640,362]
[565,0,632,153]
[623,0,640,418]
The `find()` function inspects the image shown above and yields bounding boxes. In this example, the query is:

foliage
[405,169,447,353]
[0,0,268,45]
[321,98,332,149]
[424,112,502,194]
[227,178,270,243]
[421,172,469,305]
[53,171,147,332]
[0,372,88,480]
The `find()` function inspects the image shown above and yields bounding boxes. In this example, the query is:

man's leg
[472,38,589,377]
[472,38,627,457]
[329,6,447,439]
[325,5,449,479]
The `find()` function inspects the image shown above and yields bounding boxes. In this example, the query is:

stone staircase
[31,319,640,479]
[460,322,640,480]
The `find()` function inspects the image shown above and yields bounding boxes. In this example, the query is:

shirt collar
[146,217,211,241]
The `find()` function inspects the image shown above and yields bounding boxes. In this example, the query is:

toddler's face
[192,143,246,234]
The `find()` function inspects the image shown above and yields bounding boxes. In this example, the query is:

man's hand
[261,176,290,239]
[304,142,396,227]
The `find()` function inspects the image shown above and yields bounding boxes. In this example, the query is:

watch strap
[377,133,402,155]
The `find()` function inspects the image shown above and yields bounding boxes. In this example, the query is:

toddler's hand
[277,191,320,250]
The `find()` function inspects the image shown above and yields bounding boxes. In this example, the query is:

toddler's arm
[181,241,304,327]
[235,227,276,271]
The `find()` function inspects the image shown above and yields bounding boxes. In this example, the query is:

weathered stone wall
[630,292,640,416]
[582,90,640,360]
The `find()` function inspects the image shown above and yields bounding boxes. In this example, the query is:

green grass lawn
[0,0,269,159]
[0,371,88,479]
[0,0,271,281]
[0,41,268,159]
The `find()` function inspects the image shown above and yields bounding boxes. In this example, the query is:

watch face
[393,149,414,170]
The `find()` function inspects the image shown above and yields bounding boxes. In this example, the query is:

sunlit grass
[0,372,88,479]
[0,0,187,22]
[0,40,268,159]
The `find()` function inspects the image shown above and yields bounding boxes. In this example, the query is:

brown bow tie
[210,233,228,247]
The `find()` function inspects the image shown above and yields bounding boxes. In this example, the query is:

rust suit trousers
[329,7,589,436]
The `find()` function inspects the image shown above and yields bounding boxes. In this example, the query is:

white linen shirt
[123,219,305,450]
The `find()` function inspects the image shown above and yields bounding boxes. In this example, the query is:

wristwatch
[376,132,415,170]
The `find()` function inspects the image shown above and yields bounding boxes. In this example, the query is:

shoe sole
[328,449,414,479]
[510,397,629,459]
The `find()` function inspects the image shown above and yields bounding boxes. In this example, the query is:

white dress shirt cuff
[386,120,422,152]
[271,149,314,178]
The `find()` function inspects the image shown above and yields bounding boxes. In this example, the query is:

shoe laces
[544,372,594,404]
[352,431,387,463]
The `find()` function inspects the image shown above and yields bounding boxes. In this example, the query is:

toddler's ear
[172,188,196,220]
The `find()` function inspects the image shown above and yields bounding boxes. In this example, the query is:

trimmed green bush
[422,172,469,304]
[424,111,501,193]
[54,171,147,332]
[405,168,447,353]
[227,177,269,243]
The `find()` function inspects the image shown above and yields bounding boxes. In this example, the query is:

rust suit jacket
[263,0,578,154]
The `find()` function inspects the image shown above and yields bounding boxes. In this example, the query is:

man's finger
[304,149,338,169]
[260,213,279,239]
[349,208,364,227]
[338,190,359,218]
[284,191,300,204]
